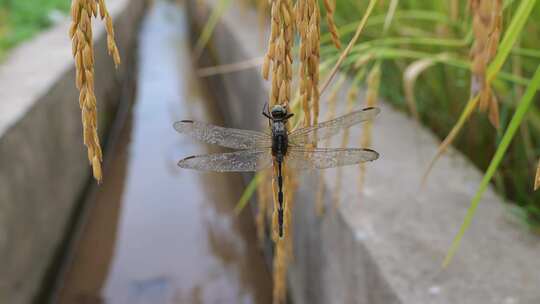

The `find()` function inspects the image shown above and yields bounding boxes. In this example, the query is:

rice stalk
[333,82,359,207]
[197,56,264,77]
[324,67,365,209]
[70,0,121,183]
[315,74,347,215]
[450,0,460,22]
[272,237,288,304]
[358,63,380,190]
[319,0,378,95]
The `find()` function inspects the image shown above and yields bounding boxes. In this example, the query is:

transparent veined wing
[285,147,379,170]
[288,107,380,145]
[178,149,272,172]
[174,120,271,149]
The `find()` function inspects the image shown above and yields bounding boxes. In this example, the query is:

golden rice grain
[265,0,294,108]
[297,0,320,127]
[470,0,502,128]
[323,0,341,49]
[70,0,121,183]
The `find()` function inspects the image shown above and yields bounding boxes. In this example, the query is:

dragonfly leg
[262,102,272,120]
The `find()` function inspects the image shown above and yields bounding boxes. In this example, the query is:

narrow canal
[55,1,272,303]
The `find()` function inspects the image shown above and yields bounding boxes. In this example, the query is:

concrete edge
[0,0,147,303]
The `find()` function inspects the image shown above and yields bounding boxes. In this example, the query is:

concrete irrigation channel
[0,0,539,303]
[1,0,272,303]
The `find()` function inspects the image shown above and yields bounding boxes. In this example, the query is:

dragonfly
[174,104,380,237]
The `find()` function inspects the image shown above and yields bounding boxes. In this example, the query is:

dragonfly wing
[289,107,380,145]
[286,147,379,170]
[174,120,271,149]
[178,149,272,172]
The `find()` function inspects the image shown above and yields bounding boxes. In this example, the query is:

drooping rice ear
[70,0,121,183]
[469,0,502,129]
[265,1,297,302]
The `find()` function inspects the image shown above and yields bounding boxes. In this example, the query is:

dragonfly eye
[271,105,287,119]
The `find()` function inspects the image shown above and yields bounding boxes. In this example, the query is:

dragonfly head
[270,104,293,121]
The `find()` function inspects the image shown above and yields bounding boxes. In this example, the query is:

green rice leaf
[443,64,540,268]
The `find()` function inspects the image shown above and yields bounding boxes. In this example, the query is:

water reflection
[56,2,272,303]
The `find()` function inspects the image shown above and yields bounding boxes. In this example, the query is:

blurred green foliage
[327,0,540,228]
[0,0,70,58]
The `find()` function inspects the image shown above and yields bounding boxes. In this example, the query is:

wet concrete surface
[55,2,272,303]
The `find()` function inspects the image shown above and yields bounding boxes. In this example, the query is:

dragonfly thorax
[271,121,288,161]
[267,104,292,162]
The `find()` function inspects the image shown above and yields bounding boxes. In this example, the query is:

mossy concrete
[0,0,146,302]
[187,1,540,303]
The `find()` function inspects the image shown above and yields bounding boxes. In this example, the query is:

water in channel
[55,2,272,303]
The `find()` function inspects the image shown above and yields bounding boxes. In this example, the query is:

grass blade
[421,95,480,186]
[197,56,264,77]
[319,0,378,95]
[487,0,538,82]
[234,172,264,215]
[193,0,233,60]
[443,64,540,267]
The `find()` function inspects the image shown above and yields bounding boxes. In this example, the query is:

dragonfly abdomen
[277,159,284,237]
[270,120,289,238]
